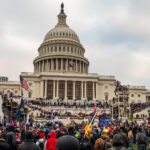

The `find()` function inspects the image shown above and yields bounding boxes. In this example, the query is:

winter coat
[0,139,11,150]
[119,132,129,148]
[94,134,112,150]
[46,131,57,150]
[7,131,17,150]
[17,139,40,150]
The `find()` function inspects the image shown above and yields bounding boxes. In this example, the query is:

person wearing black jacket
[0,133,11,150]
[7,125,17,150]
[18,132,40,150]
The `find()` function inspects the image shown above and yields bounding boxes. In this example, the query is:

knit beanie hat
[56,135,79,150]
[113,134,123,145]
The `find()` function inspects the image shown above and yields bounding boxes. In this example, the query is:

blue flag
[16,99,25,117]
[51,110,55,125]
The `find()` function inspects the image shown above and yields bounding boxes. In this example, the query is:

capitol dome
[44,26,80,43]
[33,3,89,74]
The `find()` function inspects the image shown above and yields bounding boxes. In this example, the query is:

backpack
[102,139,112,150]
[137,133,145,144]
[39,142,44,150]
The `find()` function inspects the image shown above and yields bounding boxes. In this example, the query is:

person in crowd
[109,134,127,150]
[119,128,129,148]
[94,131,112,150]
[136,127,150,150]
[0,133,11,150]
[36,131,45,150]
[45,131,57,150]
[56,135,80,150]
[80,138,93,150]
[7,125,17,150]
[18,131,40,150]
[128,127,134,150]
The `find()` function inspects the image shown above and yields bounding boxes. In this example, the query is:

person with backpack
[136,127,150,150]
[0,133,11,150]
[6,125,17,150]
[119,128,129,149]
[94,131,112,150]
[18,131,40,150]
[46,131,57,150]
[128,127,134,150]
[36,131,45,150]
[108,134,127,150]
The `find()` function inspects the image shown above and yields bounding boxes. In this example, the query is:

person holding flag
[84,104,97,139]
[16,76,29,117]
[16,99,25,117]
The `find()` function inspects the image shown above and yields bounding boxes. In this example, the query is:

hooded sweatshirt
[46,132,57,150]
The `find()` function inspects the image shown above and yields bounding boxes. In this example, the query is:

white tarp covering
[0,95,4,123]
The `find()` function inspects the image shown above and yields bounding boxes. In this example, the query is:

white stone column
[80,62,81,73]
[85,82,87,100]
[95,82,97,100]
[53,80,55,99]
[46,60,49,71]
[73,81,76,100]
[61,58,63,71]
[76,60,77,72]
[56,80,59,99]
[93,82,95,100]
[66,59,68,71]
[40,80,44,97]
[81,81,83,100]
[45,80,47,98]
[42,61,44,72]
[51,59,53,71]
[64,80,67,101]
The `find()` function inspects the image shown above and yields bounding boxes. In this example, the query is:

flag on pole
[20,75,29,91]
[129,114,134,123]
[84,105,97,139]
[16,99,25,117]
[51,110,55,126]
[69,60,75,67]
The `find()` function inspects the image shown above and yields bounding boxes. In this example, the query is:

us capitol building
[0,4,150,119]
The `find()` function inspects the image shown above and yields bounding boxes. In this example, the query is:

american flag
[20,75,29,91]
[69,60,75,66]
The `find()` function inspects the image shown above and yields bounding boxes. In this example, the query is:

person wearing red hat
[36,132,45,150]
[46,131,57,150]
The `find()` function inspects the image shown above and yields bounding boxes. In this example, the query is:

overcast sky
[0,0,150,89]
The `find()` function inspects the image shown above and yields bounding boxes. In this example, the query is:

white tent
[0,95,4,123]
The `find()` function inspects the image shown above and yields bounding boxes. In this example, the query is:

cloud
[0,0,150,89]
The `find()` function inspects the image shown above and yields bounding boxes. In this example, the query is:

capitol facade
[21,4,116,102]
[0,4,150,108]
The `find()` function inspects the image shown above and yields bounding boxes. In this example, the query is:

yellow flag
[120,109,123,116]
[129,114,134,123]
[84,124,93,139]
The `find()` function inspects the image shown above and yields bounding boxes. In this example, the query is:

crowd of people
[130,102,150,114]
[0,119,150,150]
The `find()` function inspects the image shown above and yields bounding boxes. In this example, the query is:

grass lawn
[132,144,149,150]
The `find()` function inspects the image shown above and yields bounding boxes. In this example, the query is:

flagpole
[84,108,99,138]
